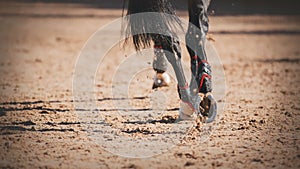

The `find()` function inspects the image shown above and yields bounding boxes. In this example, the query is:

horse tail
[122,0,182,51]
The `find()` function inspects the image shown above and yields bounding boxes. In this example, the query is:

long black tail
[122,0,182,51]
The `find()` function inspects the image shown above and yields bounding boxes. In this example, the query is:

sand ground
[0,1,299,169]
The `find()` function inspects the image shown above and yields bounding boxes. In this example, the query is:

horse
[123,0,217,123]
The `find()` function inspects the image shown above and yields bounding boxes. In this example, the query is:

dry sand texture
[0,1,299,169]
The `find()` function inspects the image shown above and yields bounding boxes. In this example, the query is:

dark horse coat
[123,0,212,100]
[123,0,210,51]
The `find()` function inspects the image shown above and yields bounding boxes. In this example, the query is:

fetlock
[177,84,197,121]
[198,61,212,93]
[189,61,212,95]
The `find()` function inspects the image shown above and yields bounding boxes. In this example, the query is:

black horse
[123,0,216,123]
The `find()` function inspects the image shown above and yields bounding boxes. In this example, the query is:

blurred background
[0,0,299,168]
[4,0,300,15]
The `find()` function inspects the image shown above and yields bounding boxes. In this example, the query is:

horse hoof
[152,72,170,89]
[200,93,217,123]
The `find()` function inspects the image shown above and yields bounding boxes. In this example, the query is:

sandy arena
[0,1,299,168]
